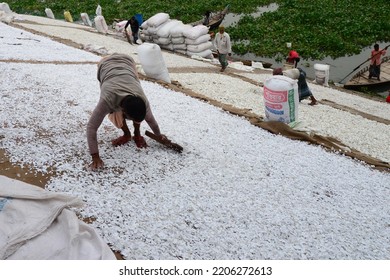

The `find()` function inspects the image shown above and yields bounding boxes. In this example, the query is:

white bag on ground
[45,8,55,19]
[0,2,12,14]
[263,75,299,123]
[0,10,13,23]
[96,4,102,16]
[137,43,171,83]
[94,15,108,34]
[80,13,92,26]
[0,176,116,260]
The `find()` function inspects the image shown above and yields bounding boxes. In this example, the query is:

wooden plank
[145,131,183,153]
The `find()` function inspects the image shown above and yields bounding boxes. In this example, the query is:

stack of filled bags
[154,19,182,51]
[183,25,213,59]
[170,22,192,54]
[139,13,170,44]
[140,13,214,59]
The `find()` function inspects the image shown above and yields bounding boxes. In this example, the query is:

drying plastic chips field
[1,19,390,260]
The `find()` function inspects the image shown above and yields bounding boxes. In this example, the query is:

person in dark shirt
[124,16,140,44]
[273,67,318,106]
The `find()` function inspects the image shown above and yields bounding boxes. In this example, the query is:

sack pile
[140,12,213,58]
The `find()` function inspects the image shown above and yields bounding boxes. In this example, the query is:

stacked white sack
[170,23,192,54]
[183,25,213,58]
[139,20,153,42]
[147,13,170,45]
[155,19,182,51]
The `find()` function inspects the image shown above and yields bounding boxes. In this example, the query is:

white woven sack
[155,37,171,45]
[147,12,169,27]
[263,75,299,123]
[185,34,211,45]
[170,23,192,37]
[45,8,55,19]
[187,49,213,59]
[156,19,182,38]
[94,15,108,34]
[183,25,209,39]
[282,68,300,79]
[96,4,102,16]
[115,19,127,31]
[0,3,12,14]
[137,43,171,83]
[148,26,159,35]
[160,43,174,51]
[173,43,187,50]
[187,41,213,53]
[140,20,149,29]
[81,13,92,26]
[171,37,185,44]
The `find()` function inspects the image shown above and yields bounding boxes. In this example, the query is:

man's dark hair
[121,96,146,122]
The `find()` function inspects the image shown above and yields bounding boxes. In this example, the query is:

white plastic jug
[314,64,330,87]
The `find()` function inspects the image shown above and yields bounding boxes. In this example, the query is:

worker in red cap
[286,50,300,68]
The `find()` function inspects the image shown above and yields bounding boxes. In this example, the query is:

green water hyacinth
[6,0,390,60]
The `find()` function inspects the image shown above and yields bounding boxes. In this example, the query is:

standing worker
[214,26,232,72]
[87,53,167,171]
[368,43,388,81]
[124,16,140,44]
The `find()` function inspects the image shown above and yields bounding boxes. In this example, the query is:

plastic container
[263,75,299,124]
[314,64,330,87]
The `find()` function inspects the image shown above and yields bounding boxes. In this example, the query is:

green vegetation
[6,0,390,60]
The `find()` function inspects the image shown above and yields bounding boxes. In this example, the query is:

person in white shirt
[214,26,232,72]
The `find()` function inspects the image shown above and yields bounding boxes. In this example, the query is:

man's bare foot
[111,135,131,146]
